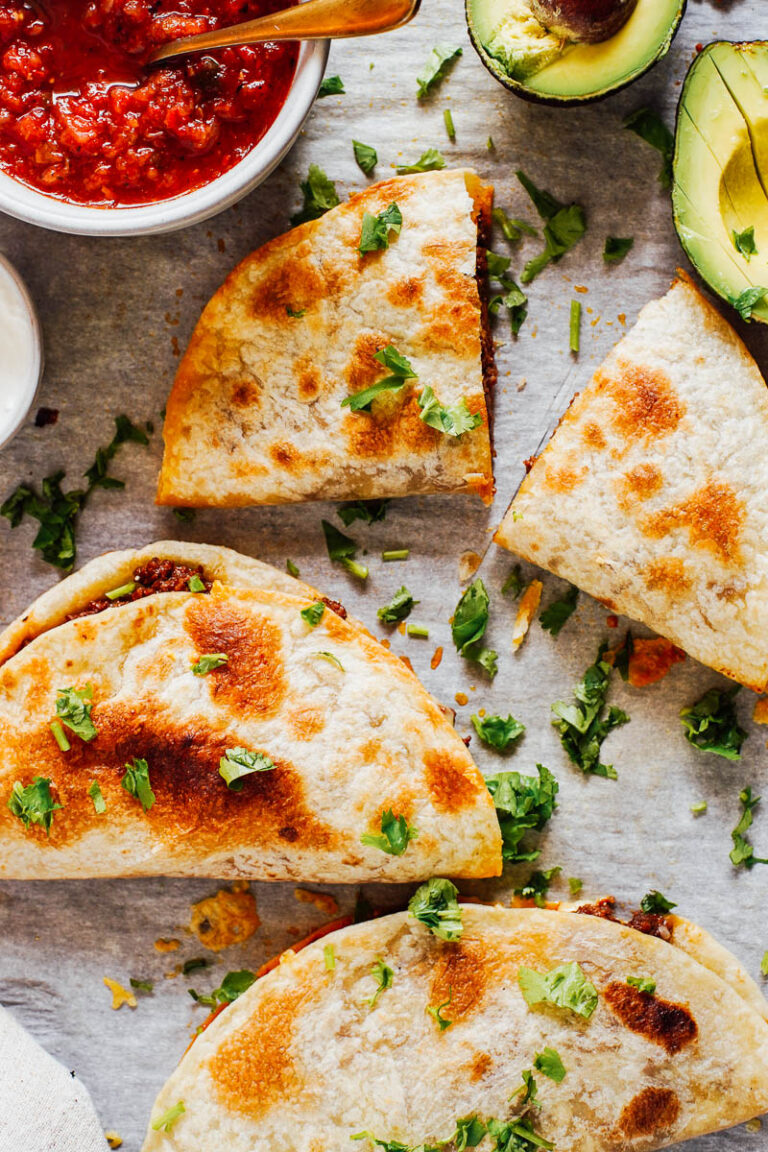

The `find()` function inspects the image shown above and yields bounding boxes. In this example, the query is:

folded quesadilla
[142,900,768,1151]
[156,169,496,508]
[495,276,768,690]
[0,544,501,880]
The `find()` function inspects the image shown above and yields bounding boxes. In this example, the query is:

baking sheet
[1,1,768,1148]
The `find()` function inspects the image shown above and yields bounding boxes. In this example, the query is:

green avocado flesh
[468,0,684,101]
[674,42,768,325]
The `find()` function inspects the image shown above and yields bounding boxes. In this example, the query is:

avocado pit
[529,0,639,44]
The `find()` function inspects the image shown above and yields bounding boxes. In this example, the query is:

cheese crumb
[103,978,137,1011]
[105,1133,123,1149]
[154,938,181,953]
[458,550,482,583]
[753,697,768,725]
[294,889,340,917]
[189,884,260,952]
[512,580,543,649]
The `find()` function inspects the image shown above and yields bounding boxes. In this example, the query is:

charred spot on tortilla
[67,559,212,622]
[601,361,686,443]
[642,477,745,565]
[575,897,673,941]
[423,749,481,814]
[429,939,488,1022]
[618,1086,681,1137]
[604,981,697,1054]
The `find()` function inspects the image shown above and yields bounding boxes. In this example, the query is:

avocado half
[466,0,686,105]
[674,41,768,326]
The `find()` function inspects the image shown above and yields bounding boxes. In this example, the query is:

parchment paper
[1,2,767,1148]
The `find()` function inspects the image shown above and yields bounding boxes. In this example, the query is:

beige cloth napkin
[0,1003,106,1152]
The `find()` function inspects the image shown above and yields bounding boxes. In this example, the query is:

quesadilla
[0,544,501,880]
[142,900,768,1151]
[156,169,496,509]
[496,276,768,690]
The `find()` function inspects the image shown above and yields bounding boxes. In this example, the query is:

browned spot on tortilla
[230,381,260,409]
[397,390,444,453]
[359,738,382,763]
[643,557,693,597]
[189,882,260,951]
[605,982,697,1054]
[468,1051,492,1081]
[642,478,744,565]
[582,421,606,450]
[344,331,393,392]
[185,596,286,720]
[423,749,479,813]
[270,442,302,471]
[429,938,488,1024]
[248,250,325,322]
[387,276,424,308]
[600,362,685,442]
[287,707,325,742]
[618,1087,680,1137]
[296,360,323,401]
[617,462,663,507]
[544,464,586,493]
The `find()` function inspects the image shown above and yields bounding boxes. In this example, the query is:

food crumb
[574,285,588,293]
[105,1132,123,1149]
[34,406,59,427]
[279,948,296,966]
[103,977,137,1011]
[294,888,340,917]
[458,550,482,582]
[455,692,468,706]
[380,637,391,649]
[753,697,768,725]
[189,882,260,952]
[606,614,618,628]
[431,646,443,669]
[746,1119,762,1134]
[154,938,181,953]
[400,655,414,672]
[512,580,543,649]
[516,378,527,392]
[618,312,626,325]
[398,621,406,635]
[217,238,226,252]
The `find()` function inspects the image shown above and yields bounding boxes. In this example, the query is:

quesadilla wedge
[156,169,495,508]
[142,900,768,1151]
[0,552,501,881]
[496,276,768,690]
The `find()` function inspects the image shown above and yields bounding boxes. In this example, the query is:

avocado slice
[673,42,768,325]
[466,0,686,105]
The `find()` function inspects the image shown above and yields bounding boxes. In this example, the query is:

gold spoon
[148,0,421,65]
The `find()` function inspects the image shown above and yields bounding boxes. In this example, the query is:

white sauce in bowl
[0,255,42,449]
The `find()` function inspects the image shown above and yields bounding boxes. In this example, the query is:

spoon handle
[149,0,420,64]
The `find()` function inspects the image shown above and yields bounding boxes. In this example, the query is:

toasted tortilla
[0,561,501,880]
[142,904,768,1151]
[495,276,768,689]
[156,169,495,508]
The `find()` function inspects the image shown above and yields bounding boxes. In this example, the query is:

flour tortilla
[157,169,495,508]
[0,578,501,881]
[142,904,768,1152]
[495,276,768,689]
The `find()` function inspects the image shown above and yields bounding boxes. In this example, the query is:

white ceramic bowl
[0,253,43,450]
[0,37,329,237]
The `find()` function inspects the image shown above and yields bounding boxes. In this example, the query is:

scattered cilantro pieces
[353,140,378,175]
[130,978,154,994]
[451,578,497,679]
[568,877,583,896]
[603,236,634,263]
[427,988,453,1031]
[486,249,511,278]
[487,1116,553,1152]
[623,107,674,188]
[321,520,369,581]
[382,549,409,562]
[191,653,228,675]
[518,960,598,1019]
[7,777,61,834]
[318,75,345,97]
[286,306,306,318]
[55,684,97,742]
[361,809,418,856]
[366,958,393,1007]
[189,969,255,1008]
[314,650,345,671]
[338,498,389,526]
[454,1117,487,1151]
[219,747,275,791]
[485,765,558,864]
[408,877,463,940]
[489,278,528,336]
[732,286,768,321]
[511,1069,538,1107]
[551,647,629,779]
[730,788,768,869]
[493,208,537,242]
[761,952,768,978]
[151,1102,185,1133]
[471,713,525,752]
[691,801,708,816]
[640,890,677,914]
[539,585,578,637]
[569,299,581,354]
[182,958,210,976]
[395,148,446,174]
[301,602,326,628]
[418,386,482,438]
[188,574,206,593]
[443,108,456,142]
[407,623,429,639]
[502,564,524,598]
[324,944,336,972]
[291,164,340,226]
[121,758,155,812]
[516,170,586,284]
[286,559,300,578]
[50,720,70,752]
[534,1047,566,1082]
[515,865,561,908]
[88,780,106,814]
[417,44,462,98]
[680,686,746,760]
[627,975,656,994]
[342,345,416,412]
[378,586,418,624]
[105,581,136,600]
[359,202,403,255]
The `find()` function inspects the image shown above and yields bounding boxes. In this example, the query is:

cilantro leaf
[191,653,228,675]
[286,306,306,318]
[486,249,511,278]
[492,208,538,242]
[427,988,453,1031]
[366,958,393,1007]
[291,164,340,226]
[130,978,154,994]
[416,45,462,99]
[551,647,629,778]
[88,780,106,814]
[471,713,525,752]
[301,602,326,628]
[680,686,746,760]
[454,1117,488,1151]
[522,203,587,284]
[408,877,463,940]
[219,747,275,791]
[731,286,768,322]
[338,498,389,526]
[487,1116,553,1152]
[189,969,255,1008]
[396,148,446,175]
[627,975,657,994]
[534,1047,566,1082]
[730,788,768,869]
[761,952,768,978]
[353,140,378,175]
[516,171,564,219]
[502,564,524,598]
[359,203,403,255]
[485,765,558,864]
[151,1102,185,1133]
[518,960,598,1019]
[417,387,482,437]
[603,236,634,263]
[489,278,528,336]
[318,74,345,97]
[7,777,61,835]
[640,890,677,914]
[451,578,497,678]
[121,757,155,811]
[515,865,561,908]
[539,585,579,637]
[361,809,418,856]
[321,520,368,580]
[378,586,418,624]
[733,226,758,259]
[342,346,416,412]
[623,107,674,188]
[56,683,97,742]
[374,346,417,378]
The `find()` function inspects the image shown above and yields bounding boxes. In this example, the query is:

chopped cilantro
[342,345,416,412]
[105,581,136,600]
[471,713,525,752]
[286,306,306,318]
[515,865,561,908]
[359,203,403,255]
[129,978,154,994]
[534,1047,566,1082]
[627,975,656,994]
[516,170,586,283]
[291,164,340,226]
[418,386,482,439]
[191,653,228,675]
[730,788,768,869]
[321,520,369,581]
[324,944,336,972]
[55,684,97,742]
[732,286,768,321]
[539,585,578,637]
[623,107,674,188]
[382,550,409,562]
[551,647,629,778]
[733,226,758,259]
[603,236,634,263]
[301,602,326,628]
[188,574,206,592]
[182,958,210,975]
[88,780,106,814]
[314,650,345,671]
[338,498,389,526]
[518,960,598,1019]
[361,809,418,856]
[151,1102,185,1133]
[121,758,155,811]
[486,249,511,278]
[396,148,446,175]
[640,890,677,914]
[417,45,462,98]
[511,1069,537,1107]
[567,877,583,896]
[502,564,524,598]
[378,586,418,624]
[485,765,558,864]
[761,952,768,978]
[366,958,393,1007]
[172,508,195,522]
[427,987,453,1031]
[318,74,344,97]
[408,877,463,940]
[444,108,456,141]
[680,686,746,760]
[353,140,378,175]
[489,278,528,336]
[487,1116,553,1152]
[493,208,537,242]
[454,1117,487,1151]
[569,299,581,354]
[451,578,497,679]
[407,623,429,638]
[219,747,275,791]
[286,559,300,578]
[50,720,70,752]
[189,969,255,1008]
[7,777,61,834]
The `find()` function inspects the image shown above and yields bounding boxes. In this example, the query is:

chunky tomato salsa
[0,1,299,206]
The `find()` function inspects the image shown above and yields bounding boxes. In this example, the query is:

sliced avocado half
[466,0,686,105]
[673,41,768,325]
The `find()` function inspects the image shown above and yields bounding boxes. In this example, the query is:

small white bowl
[0,254,43,449]
[0,37,328,238]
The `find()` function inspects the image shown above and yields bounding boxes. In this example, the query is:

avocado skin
[465,0,687,106]
[672,40,768,326]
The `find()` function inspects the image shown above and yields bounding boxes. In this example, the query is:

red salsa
[0,0,299,205]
